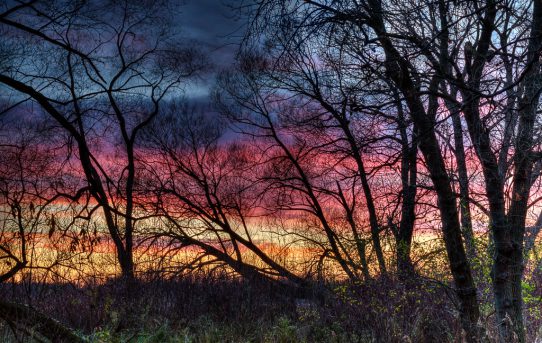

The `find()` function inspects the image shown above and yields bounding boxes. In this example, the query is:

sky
[0,0,250,109]
[176,0,250,101]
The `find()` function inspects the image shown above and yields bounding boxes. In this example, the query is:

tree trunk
[496,2,542,341]
[446,94,477,260]
[396,96,417,276]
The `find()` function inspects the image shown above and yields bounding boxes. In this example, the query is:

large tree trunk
[409,101,482,343]
[495,2,541,341]
[503,2,542,338]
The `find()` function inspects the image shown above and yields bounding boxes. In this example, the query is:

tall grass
[2,271,540,342]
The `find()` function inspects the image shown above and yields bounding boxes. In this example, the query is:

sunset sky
[2,1,542,341]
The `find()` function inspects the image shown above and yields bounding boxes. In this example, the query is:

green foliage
[81,311,365,343]
[264,316,297,343]
[522,279,542,322]
[522,279,536,305]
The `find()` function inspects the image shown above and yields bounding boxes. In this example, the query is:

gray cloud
[179,0,247,65]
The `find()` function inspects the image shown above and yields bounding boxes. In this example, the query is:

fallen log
[0,300,86,342]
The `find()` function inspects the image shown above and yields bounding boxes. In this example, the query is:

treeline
[1,0,542,342]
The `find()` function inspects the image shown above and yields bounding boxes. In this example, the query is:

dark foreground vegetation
[0,271,540,342]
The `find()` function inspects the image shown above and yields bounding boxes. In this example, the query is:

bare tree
[243,0,482,340]
[216,53,393,281]
[0,116,87,341]
[138,104,306,285]
[0,0,203,279]
[243,1,542,341]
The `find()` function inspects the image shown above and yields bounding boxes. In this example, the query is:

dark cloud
[177,0,250,101]
[179,0,245,56]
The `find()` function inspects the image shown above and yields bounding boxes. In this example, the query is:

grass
[0,271,541,342]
